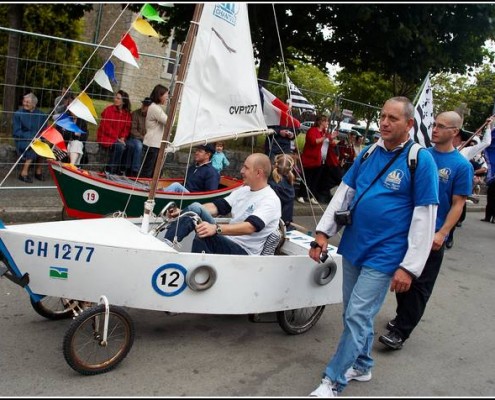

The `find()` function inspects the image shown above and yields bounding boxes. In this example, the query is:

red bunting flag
[41,126,67,152]
[121,33,139,59]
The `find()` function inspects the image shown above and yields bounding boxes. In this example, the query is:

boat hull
[48,161,244,219]
[0,218,342,314]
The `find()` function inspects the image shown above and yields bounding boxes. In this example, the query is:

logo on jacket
[384,169,404,190]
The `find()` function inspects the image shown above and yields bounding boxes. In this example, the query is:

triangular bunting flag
[30,139,56,159]
[113,34,140,68]
[78,92,98,119]
[67,96,97,125]
[141,3,165,22]
[54,115,85,135]
[41,126,68,151]
[94,69,114,92]
[104,61,117,84]
[133,17,159,37]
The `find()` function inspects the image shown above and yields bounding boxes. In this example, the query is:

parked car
[298,120,314,133]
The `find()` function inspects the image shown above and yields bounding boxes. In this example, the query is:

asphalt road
[1,211,494,396]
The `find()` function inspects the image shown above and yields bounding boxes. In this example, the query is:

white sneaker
[297,197,306,204]
[309,376,337,397]
[345,367,372,382]
[310,197,319,205]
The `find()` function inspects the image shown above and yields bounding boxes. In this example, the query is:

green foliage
[325,4,495,88]
[0,4,93,108]
[267,61,338,118]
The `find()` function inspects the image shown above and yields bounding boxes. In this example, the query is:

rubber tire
[276,305,325,335]
[63,304,134,375]
[30,296,78,320]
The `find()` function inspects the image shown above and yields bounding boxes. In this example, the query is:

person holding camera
[308,97,439,397]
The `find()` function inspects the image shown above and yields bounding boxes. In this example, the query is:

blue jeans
[324,258,391,393]
[166,182,189,193]
[164,202,248,255]
[125,137,143,175]
[107,141,126,174]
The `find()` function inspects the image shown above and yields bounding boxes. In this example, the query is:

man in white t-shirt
[164,153,281,255]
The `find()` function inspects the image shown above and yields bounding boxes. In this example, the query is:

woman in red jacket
[96,90,132,174]
[296,114,330,204]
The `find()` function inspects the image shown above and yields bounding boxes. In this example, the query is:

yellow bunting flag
[78,92,98,118]
[30,139,56,159]
[133,17,159,37]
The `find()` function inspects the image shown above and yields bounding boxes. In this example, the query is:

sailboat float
[0,3,342,375]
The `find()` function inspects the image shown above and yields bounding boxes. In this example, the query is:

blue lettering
[37,241,48,257]
[25,239,34,255]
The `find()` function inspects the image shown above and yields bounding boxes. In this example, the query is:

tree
[267,60,338,117]
[132,3,495,95]
[0,4,93,131]
[325,4,495,93]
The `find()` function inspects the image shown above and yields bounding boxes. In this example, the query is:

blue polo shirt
[338,142,439,275]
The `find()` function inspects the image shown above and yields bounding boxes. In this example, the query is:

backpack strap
[407,142,423,175]
[362,143,378,161]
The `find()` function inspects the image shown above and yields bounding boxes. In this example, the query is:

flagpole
[412,72,431,105]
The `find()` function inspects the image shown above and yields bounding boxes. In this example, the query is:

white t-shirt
[224,185,281,255]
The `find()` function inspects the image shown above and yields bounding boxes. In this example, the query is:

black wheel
[30,296,78,320]
[276,305,325,335]
[63,304,134,375]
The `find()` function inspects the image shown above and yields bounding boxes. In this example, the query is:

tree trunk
[2,5,24,134]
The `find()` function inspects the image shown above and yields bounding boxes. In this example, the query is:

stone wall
[0,142,247,180]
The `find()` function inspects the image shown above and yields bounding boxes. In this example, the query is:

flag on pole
[409,74,434,147]
[287,77,316,113]
[259,86,301,129]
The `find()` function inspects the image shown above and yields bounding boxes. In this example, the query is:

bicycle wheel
[63,304,134,375]
[30,296,78,320]
[276,305,325,335]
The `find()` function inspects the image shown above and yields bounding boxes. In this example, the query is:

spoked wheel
[63,304,134,375]
[30,296,80,320]
[276,305,326,335]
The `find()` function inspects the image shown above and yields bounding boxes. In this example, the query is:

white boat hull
[0,218,342,314]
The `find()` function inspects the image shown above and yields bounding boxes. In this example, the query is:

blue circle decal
[151,263,187,297]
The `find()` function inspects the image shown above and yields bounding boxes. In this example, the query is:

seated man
[164,153,282,255]
[166,144,220,192]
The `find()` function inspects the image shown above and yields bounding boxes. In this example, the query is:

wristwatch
[310,240,322,249]
[216,224,222,235]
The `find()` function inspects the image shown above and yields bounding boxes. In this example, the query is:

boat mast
[141,4,204,233]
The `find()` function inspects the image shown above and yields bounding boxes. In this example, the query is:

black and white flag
[409,75,434,147]
[287,77,316,113]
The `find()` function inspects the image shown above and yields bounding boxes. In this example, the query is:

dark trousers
[141,145,159,178]
[316,164,342,202]
[393,245,445,341]
[484,181,495,221]
[297,166,322,200]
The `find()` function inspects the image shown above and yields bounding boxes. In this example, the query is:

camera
[334,209,352,226]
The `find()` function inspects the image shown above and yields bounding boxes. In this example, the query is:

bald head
[248,153,272,180]
[437,111,463,129]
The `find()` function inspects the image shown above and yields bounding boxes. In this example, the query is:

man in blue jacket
[165,144,220,193]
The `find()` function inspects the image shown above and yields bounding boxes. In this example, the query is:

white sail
[172,3,270,149]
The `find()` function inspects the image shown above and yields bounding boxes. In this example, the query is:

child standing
[211,141,230,174]
[268,154,296,229]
